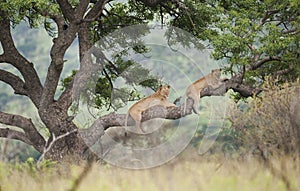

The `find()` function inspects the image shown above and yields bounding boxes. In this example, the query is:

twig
[37,129,78,169]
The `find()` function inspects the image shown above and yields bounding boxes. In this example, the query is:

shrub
[227,80,300,159]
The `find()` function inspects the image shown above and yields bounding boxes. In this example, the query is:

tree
[0,0,299,161]
[207,0,300,98]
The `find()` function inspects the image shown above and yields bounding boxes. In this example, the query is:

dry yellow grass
[0,153,299,191]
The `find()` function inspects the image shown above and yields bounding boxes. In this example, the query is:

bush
[228,80,300,159]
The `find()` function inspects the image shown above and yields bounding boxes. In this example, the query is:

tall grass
[0,152,299,191]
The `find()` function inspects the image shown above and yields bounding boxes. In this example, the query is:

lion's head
[156,85,171,98]
[211,68,222,79]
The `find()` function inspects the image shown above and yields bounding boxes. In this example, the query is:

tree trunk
[37,100,88,160]
[45,133,87,161]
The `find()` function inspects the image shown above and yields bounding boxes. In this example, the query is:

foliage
[61,70,77,90]
[207,0,300,84]
[227,80,300,158]
[91,1,157,41]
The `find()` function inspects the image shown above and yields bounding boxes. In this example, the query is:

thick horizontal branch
[201,76,262,97]
[80,78,262,146]
[80,99,195,146]
[0,128,33,146]
[201,80,262,97]
[0,69,27,95]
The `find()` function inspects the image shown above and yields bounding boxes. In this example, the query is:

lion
[184,68,224,115]
[125,85,176,134]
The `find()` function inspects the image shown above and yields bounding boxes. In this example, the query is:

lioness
[125,85,176,134]
[184,68,223,114]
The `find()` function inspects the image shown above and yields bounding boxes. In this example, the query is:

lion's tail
[124,112,130,136]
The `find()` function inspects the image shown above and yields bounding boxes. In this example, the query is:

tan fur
[184,69,223,114]
[125,85,176,134]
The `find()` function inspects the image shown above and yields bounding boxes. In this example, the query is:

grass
[0,150,299,191]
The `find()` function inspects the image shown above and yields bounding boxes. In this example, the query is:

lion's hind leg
[130,110,145,134]
[190,93,201,115]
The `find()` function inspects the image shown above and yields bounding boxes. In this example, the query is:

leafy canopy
[1,0,299,110]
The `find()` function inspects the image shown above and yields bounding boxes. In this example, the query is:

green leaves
[0,0,61,28]
[207,0,300,84]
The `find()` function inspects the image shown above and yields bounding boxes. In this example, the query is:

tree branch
[0,69,27,95]
[250,56,281,70]
[0,11,43,107]
[0,128,33,146]
[0,112,45,152]
[56,0,75,20]
[75,0,90,20]
[85,0,110,20]
[40,13,78,108]
[198,78,262,98]
[137,0,167,7]
[57,79,75,110]
[80,76,263,146]
[0,54,6,63]
[80,97,196,146]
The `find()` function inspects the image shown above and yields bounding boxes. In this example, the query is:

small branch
[273,67,294,77]
[37,129,78,167]
[282,28,299,35]
[250,56,281,70]
[102,68,114,110]
[32,4,60,21]
[137,0,167,7]
[160,3,180,17]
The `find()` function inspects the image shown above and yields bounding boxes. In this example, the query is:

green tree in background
[0,0,299,161]
[208,0,300,96]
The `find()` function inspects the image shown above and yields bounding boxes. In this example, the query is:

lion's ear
[157,85,163,91]
[167,85,171,88]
